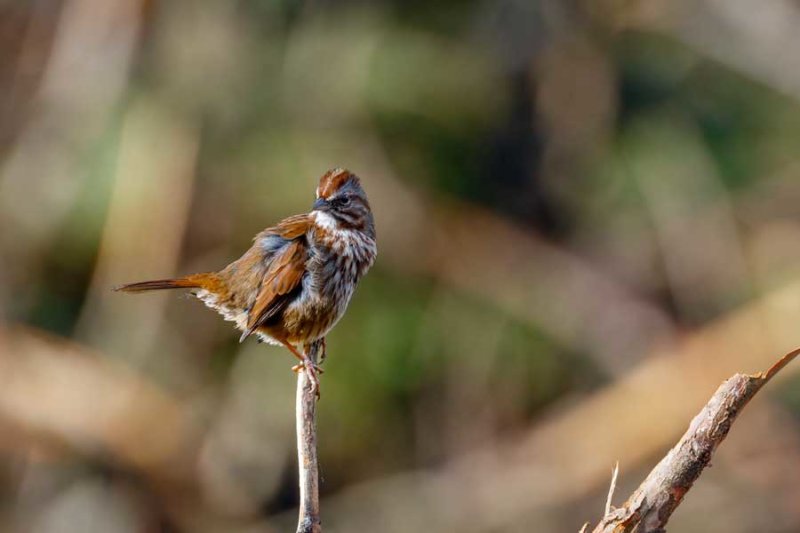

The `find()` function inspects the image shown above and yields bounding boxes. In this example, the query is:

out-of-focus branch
[600,0,800,103]
[0,326,266,533]
[590,348,800,533]
[0,0,143,256]
[296,340,323,533]
[74,97,199,361]
[0,325,194,476]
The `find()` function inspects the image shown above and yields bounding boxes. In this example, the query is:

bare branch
[590,347,800,533]
[296,340,323,533]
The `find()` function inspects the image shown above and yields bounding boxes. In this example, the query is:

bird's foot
[292,360,324,399]
[291,362,324,374]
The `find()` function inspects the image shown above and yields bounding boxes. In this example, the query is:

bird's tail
[113,273,215,293]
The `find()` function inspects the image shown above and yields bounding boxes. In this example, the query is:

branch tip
[758,346,800,382]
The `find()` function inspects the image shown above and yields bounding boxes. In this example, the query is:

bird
[114,168,377,397]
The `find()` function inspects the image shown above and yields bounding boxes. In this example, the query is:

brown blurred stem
[296,339,323,533]
[590,347,800,533]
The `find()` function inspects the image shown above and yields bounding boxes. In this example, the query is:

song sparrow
[115,168,377,396]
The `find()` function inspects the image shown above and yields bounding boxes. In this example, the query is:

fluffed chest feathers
[306,229,376,305]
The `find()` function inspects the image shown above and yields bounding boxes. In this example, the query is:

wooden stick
[296,340,323,533]
[589,347,800,533]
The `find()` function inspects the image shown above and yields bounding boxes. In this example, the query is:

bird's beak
[313,197,329,211]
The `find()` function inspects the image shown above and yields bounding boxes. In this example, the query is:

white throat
[314,210,339,231]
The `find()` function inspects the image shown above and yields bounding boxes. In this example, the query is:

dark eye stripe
[332,206,366,228]
[332,208,352,220]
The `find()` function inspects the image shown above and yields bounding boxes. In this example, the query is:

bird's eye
[339,196,351,206]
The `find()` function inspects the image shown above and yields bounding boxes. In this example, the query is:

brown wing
[267,213,311,240]
[239,214,311,342]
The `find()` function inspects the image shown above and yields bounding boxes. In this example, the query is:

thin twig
[296,340,323,533]
[590,347,800,533]
[604,462,619,516]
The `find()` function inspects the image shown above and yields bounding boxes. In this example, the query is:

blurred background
[2,0,800,531]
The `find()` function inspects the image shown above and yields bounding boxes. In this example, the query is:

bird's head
[312,168,375,237]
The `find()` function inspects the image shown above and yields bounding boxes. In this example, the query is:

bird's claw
[291,362,324,375]
[292,361,323,399]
